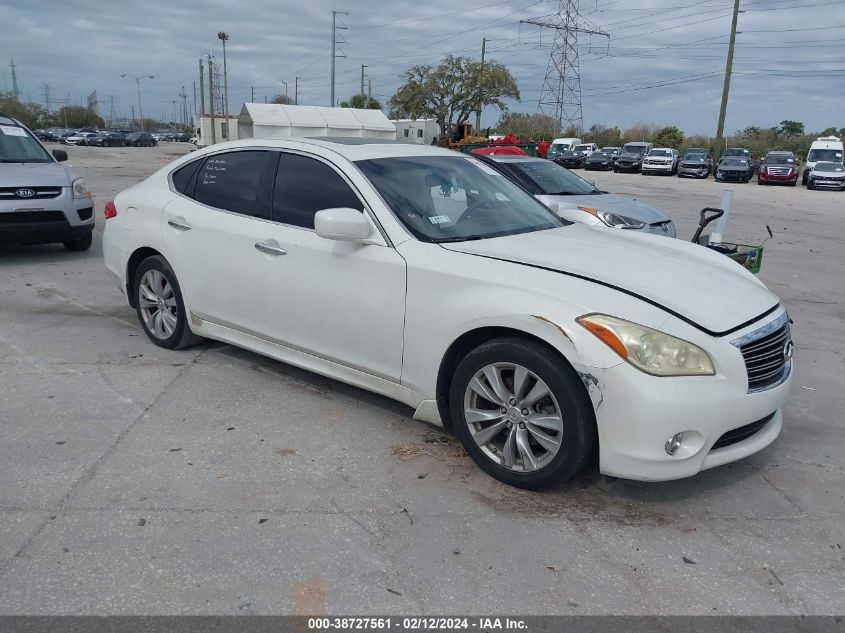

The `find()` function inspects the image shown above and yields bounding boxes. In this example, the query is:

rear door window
[192,150,275,219]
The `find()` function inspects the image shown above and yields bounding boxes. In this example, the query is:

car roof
[187,136,461,162]
[767,151,794,155]
[0,114,20,126]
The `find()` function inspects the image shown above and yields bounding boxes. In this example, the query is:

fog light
[665,432,684,456]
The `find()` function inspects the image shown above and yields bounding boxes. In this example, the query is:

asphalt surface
[0,144,843,615]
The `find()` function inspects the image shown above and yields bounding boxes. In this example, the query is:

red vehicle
[471,145,528,156]
[758,151,799,186]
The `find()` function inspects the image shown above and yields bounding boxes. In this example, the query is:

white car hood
[441,224,779,336]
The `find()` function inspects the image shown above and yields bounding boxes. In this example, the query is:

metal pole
[208,56,216,144]
[251,86,254,102]
[218,32,229,119]
[331,10,336,107]
[715,0,741,159]
[295,77,299,105]
[198,59,205,115]
[360,64,366,100]
[136,77,144,129]
[475,37,486,131]
[368,79,372,109]
[711,190,733,244]
[283,81,288,102]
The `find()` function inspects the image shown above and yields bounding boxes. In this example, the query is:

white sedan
[103,138,793,489]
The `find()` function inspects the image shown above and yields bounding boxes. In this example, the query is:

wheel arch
[126,246,165,308]
[435,325,588,428]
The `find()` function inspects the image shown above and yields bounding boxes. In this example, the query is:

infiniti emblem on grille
[15,188,35,198]
[783,340,794,361]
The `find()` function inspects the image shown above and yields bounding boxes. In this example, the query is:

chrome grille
[732,313,792,392]
[766,167,792,176]
[0,186,62,200]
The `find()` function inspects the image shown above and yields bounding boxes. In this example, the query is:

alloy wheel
[463,362,564,472]
[138,269,178,340]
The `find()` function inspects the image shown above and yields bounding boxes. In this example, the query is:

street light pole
[282,81,288,103]
[217,31,229,119]
[121,73,154,130]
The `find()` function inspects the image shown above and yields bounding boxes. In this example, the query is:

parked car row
[34,127,194,147]
[546,136,843,190]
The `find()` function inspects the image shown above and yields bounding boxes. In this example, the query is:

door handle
[167,218,192,231]
[254,241,287,256]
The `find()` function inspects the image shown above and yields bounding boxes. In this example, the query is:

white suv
[642,148,679,175]
[803,136,844,186]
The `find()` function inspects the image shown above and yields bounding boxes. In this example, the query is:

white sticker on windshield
[0,125,27,137]
[465,156,502,176]
[428,215,451,225]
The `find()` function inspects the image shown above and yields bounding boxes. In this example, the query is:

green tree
[389,54,519,144]
[497,112,558,139]
[51,106,105,128]
[271,94,293,105]
[778,120,804,137]
[652,125,684,148]
[839,128,845,138]
[339,93,382,109]
[0,93,51,129]
[819,127,840,138]
[622,122,656,143]
[586,124,622,148]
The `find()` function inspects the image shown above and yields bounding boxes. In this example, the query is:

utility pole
[295,77,299,105]
[198,59,205,115]
[120,73,154,130]
[522,1,610,134]
[330,10,348,107]
[251,86,255,102]
[368,79,372,110]
[715,0,741,159]
[360,64,367,101]
[9,59,20,101]
[207,54,216,144]
[282,81,288,102]
[108,95,117,128]
[41,83,51,112]
[217,31,229,118]
[193,80,197,121]
[475,38,487,130]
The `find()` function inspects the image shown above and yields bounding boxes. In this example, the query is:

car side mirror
[52,149,68,162]
[314,208,372,242]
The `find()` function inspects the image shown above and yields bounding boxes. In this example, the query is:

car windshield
[355,155,564,243]
[546,145,566,158]
[622,144,648,155]
[721,159,747,167]
[0,124,52,163]
[559,151,578,158]
[649,150,672,157]
[505,159,598,195]
[723,149,748,157]
[808,149,843,162]
[814,162,844,172]
[763,154,794,164]
[683,153,704,160]
[588,152,611,160]
[574,145,591,152]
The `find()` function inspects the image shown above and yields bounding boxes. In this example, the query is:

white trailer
[392,119,441,145]
[238,103,396,140]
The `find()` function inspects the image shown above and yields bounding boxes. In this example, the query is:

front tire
[63,232,92,251]
[449,337,596,490]
[133,255,204,350]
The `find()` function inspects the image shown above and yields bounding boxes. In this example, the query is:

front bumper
[809,178,845,190]
[717,171,749,181]
[589,310,792,481]
[614,163,641,172]
[759,172,797,184]
[585,163,611,170]
[0,190,94,245]
[642,162,674,173]
[678,165,709,178]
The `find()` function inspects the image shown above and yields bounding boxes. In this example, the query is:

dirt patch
[292,577,328,615]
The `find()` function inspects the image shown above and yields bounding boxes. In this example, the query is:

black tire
[449,337,597,490]
[63,232,92,251]
[133,255,204,350]
[758,179,764,185]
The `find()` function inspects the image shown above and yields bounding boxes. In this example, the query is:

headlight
[577,314,715,376]
[577,206,646,230]
[72,178,90,198]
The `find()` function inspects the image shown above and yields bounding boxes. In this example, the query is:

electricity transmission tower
[9,58,20,100]
[521,0,609,134]
[107,96,117,128]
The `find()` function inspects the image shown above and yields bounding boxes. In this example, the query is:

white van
[546,137,581,160]
[803,136,844,185]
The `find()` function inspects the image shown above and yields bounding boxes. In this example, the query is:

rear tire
[449,337,596,490]
[133,255,204,350]
[63,232,92,251]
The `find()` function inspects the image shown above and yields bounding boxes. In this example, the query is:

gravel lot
[0,143,843,615]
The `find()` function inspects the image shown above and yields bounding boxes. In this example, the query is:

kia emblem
[783,340,794,361]
[16,188,35,198]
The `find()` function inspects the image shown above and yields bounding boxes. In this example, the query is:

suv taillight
[104,201,117,219]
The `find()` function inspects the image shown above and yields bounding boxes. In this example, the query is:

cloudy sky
[2,0,843,134]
